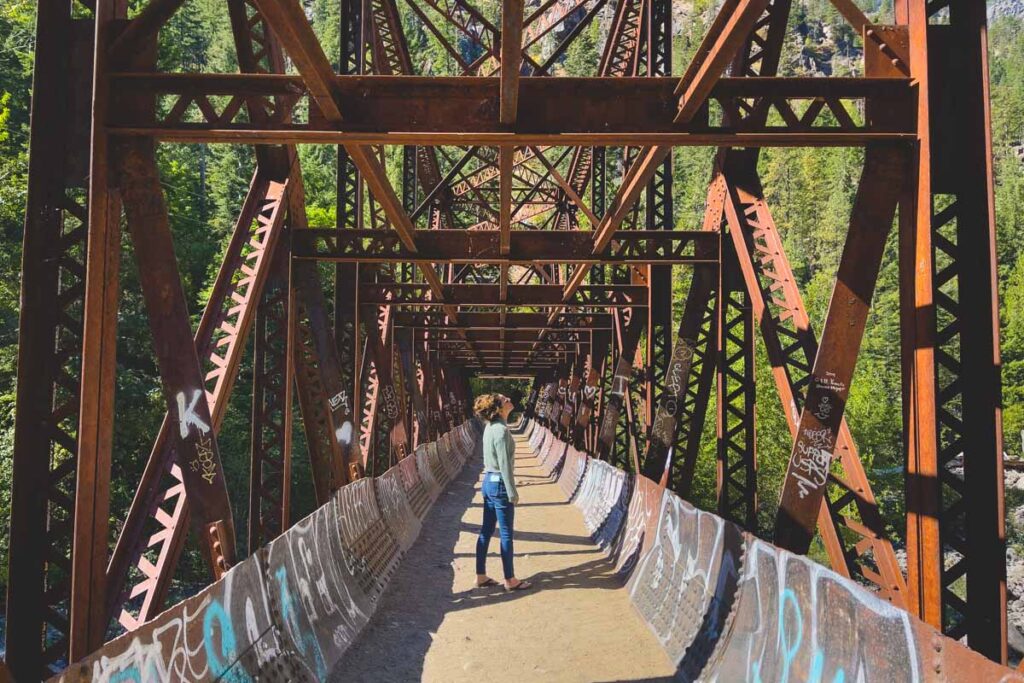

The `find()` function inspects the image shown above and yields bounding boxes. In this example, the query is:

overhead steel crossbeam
[106,75,914,146]
[360,283,646,307]
[395,311,612,329]
[292,228,717,263]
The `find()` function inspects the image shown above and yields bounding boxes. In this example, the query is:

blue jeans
[476,475,515,580]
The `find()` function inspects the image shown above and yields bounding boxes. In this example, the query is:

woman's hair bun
[473,393,505,421]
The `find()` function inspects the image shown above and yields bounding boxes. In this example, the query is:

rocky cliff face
[992,0,1024,20]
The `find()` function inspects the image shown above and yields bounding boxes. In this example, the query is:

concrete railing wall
[51,420,483,683]
[524,420,1019,682]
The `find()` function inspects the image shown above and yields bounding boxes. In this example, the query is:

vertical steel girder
[716,238,756,530]
[249,230,294,553]
[644,0,673,462]
[336,0,362,437]
[360,302,410,473]
[598,310,644,471]
[640,226,718,488]
[293,261,360,494]
[397,327,428,447]
[70,0,125,662]
[574,330,611,448]
[650,186,722,497]
[5,0,95,676]
[899,0,1006,660]
[659,270,718,497]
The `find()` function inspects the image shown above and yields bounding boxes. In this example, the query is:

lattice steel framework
[3,0,1008,677]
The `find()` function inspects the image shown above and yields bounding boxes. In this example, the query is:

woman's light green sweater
[482,418,518,503]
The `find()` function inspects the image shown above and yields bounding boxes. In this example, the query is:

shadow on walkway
[330,426,673,682]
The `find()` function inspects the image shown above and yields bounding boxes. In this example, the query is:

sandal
[505,580,532,592]
[476,578,500,588]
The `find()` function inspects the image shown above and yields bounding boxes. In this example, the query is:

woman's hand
[511,492,520,505]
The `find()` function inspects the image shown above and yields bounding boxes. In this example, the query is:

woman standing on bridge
[474,393,532,592]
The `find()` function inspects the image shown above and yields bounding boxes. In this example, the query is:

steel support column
[6,0,98,675]
[716,237,756,530]
[900,0,1006,659]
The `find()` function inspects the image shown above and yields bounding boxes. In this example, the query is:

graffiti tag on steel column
[381,385,400,421]
[599,357,632,447]
[651,337,696,449]
[777,371,849,551]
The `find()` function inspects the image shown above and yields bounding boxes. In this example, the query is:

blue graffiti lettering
[203,598,251,683]
[276,566,327,679]
[752,589,844,683]
[108,667,142,683]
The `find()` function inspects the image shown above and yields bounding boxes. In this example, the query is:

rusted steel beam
[335,0,362,410]
[900,0,1006,659]
[250,0,418,249]
[499,0,523,124]
[673,274,718,497]
[362,303,411,468]
[102,0,312,638]
[718,152,908,605]
[248,231,293,554]
[105,74,915,146]
[70,0,127,659]
[574,330,611,448]
[697,0,908,607]
[673,0,770,122]
[716,239,757,530]
[293,261,361,491]
[6,1,95,676]
[499,148,513,254]
[644,0,674,464]
[107,0,188,66]
[774,145,906,554]
[358,318,382,470]
[428,335,589,346]
[441,351,572,360]
[898,0,942,637]
[397,328,428,447]
[597,311,644,463]
[395,311,612,329]
[292,228,717,263]
[359,283,646,307]
[104,172,289,632]
[661,171,724,497]
[418,329,591,342]
[117,135,246,603]
[641,256,718,485]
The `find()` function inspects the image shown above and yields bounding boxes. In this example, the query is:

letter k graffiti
[177,389,211,439]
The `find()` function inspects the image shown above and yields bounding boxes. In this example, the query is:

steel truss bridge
[3,0,1012,679]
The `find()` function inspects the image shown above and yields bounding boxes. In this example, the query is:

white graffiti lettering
[176,389,211,439]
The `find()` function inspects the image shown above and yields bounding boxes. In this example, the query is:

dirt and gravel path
[331,427,674,682]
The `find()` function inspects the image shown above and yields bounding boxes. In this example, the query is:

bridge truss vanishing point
[5,0,1007,678]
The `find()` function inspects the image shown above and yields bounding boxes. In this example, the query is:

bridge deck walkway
[331,429,674,682]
